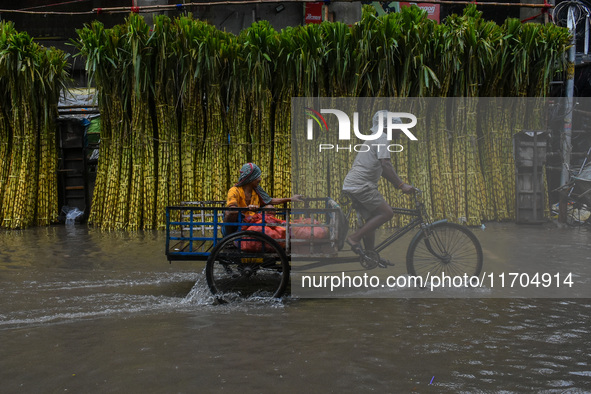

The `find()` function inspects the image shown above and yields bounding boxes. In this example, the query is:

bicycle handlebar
[409,186,423,208]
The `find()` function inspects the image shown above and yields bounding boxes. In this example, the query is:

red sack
[290,218,328,239]
[239,220,287,252]
[241,213,286,232]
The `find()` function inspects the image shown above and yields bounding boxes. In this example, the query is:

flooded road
[1,224,591,392]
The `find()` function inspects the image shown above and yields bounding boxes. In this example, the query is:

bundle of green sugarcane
[273,27,303,199]
[76,22,125,229]
[75,15,159,230]
[127,14,156,231]
[152,16,181,229]
[0,23,13,226]
[36,49,68,227]
[0,22,68,229]
[0,100,9,224]
[286,24,332,200]
[174,17,210,204]
[436,9,493,224]
[226,44,251,194]
[237,22,278,195]
[202,28,235,202]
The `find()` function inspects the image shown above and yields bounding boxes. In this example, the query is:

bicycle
[340,188,483,279]
[165,190,484,299]
[552,162,591,226]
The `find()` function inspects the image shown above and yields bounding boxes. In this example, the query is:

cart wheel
[205,230,290,299]
[406,222,483,283]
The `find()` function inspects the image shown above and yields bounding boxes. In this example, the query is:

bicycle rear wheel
[205,231,290,299]
[406,222,483,280]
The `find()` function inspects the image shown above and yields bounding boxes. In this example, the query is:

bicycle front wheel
[406,222,483,280]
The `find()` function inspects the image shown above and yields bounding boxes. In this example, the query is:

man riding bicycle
[343,110,415,259]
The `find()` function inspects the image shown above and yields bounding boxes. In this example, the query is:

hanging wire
[553,0,591,27]
[553,0,591,56]
[19,0,90,11]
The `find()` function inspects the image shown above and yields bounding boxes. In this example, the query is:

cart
[165,194,484,299]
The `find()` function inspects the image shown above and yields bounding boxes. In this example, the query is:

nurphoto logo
[305,108,418,152]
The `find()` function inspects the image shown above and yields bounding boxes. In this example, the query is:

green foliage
[0,21,69,228]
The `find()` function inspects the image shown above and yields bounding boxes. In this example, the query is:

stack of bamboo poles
[69,6,570,230]
[0,22,68,229]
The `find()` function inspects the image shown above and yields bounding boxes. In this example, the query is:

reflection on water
[0,224,590,392]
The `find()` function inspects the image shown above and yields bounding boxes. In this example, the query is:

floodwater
[1,223,591,393]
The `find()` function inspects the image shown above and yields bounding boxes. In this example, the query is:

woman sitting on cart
[224,163,302,235]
